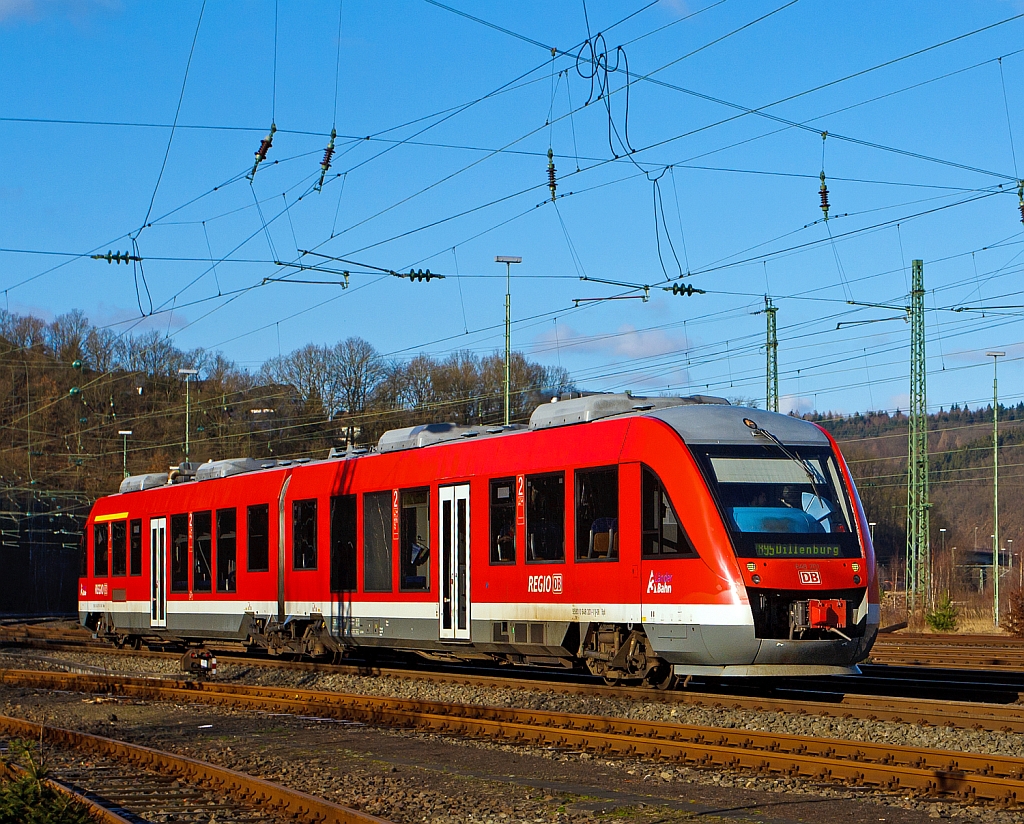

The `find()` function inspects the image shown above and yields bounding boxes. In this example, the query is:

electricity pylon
[906,259,930,612]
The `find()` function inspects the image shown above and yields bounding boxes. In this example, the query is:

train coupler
[789,599,847,639]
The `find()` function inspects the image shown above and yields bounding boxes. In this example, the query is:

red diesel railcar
[79,394,879,682]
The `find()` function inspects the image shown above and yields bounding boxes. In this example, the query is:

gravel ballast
[2,647,1024,822]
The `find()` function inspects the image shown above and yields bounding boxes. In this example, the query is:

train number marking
[528,573,562,594]
[798,570,822,585]
[93,583,108,596]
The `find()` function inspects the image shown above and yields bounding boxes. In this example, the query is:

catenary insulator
[1018,181,1023,225]
[250,122,277,179]
[547,148,557,202]
[318,128,337,191]
[819,170,830,221]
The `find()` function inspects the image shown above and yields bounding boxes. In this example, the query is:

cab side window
[642,466,697,558]
[575,467,618,561]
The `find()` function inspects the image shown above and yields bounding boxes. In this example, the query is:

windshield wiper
[741,417,825,504]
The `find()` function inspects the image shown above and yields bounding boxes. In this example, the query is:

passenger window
[400,488,430,592]
[217,508,237,593]
[111,520,127,576]
[363,491,392,592]
[490,478,516,564]
[642,466,697,559]
[293,499,317,570]
[575,467,619,561]
[193,511,213,592]
[170,513,189,592]
[330,495,357,592]
[526,473,564,563]
[80,532,87,577]
[247,504,270,572]
[129,519,142,576]
[93,523,108,577]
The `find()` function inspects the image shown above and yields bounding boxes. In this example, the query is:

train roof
[114,392,827,496]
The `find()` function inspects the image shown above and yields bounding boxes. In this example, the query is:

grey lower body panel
[650,620,877,675]
[673,663,861,677]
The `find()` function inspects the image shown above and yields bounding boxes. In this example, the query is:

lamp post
[868,521,876,544]
[118,430,132,478]
[987,351,1005,626]
[495,256,522,426]
[178,368,199,462]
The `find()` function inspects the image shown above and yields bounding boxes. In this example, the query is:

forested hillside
[815,406,1024,572]
[0,309,570,499]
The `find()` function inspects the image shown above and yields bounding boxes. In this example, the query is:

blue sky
[2,0,1024,416]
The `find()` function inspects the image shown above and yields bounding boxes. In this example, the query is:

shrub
[925,592,959,632]
[1003,589,1024,637]
[0,740,94,824]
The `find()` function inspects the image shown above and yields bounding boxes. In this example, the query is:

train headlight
[851,563,860,572]
[746,563,757,572]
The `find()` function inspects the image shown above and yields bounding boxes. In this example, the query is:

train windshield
[696,445,860,559]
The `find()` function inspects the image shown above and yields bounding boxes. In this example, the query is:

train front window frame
[247,504,270,572]
[110,520,127,577]
[695,444,861,559]
[399,488,430,592]
[641,466,697,559]
[575,466,619,562]
[192,511,213,593]
[489,478,516,565]
[292,499,318,571]
[170,513,189,593]
[526,472,565,564]
[93,523,108,577]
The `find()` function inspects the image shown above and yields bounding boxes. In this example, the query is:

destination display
[754,543,842,558]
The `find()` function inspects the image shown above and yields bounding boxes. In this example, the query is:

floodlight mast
[178,368,199,462]
[495,256,522,426]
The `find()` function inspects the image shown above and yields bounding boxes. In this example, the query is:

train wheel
[644,664,675,691]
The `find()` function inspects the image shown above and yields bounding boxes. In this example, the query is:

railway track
[4,668,1024,807]
[6,637,1024,735]
[872,633,1024,670]
[0,712,388,824]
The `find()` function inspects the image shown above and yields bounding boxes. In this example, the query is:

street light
[939,528,946,554]
[987,351,1005,626]
[868,521,876,544]
[495,256,522,426]
[178,368,199,462]
[118,430,132,478]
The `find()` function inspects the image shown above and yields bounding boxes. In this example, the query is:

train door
[150,517,167,628]
[439,484,470,640]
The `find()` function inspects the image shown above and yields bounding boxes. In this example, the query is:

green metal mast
[764,297,779,412]
[906,259,930,612]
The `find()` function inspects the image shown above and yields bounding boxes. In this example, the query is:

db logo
[798,570,821,585]
[528,573,563,594]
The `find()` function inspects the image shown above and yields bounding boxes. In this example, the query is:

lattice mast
[906,259,930,612]
[764,297,779,412]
